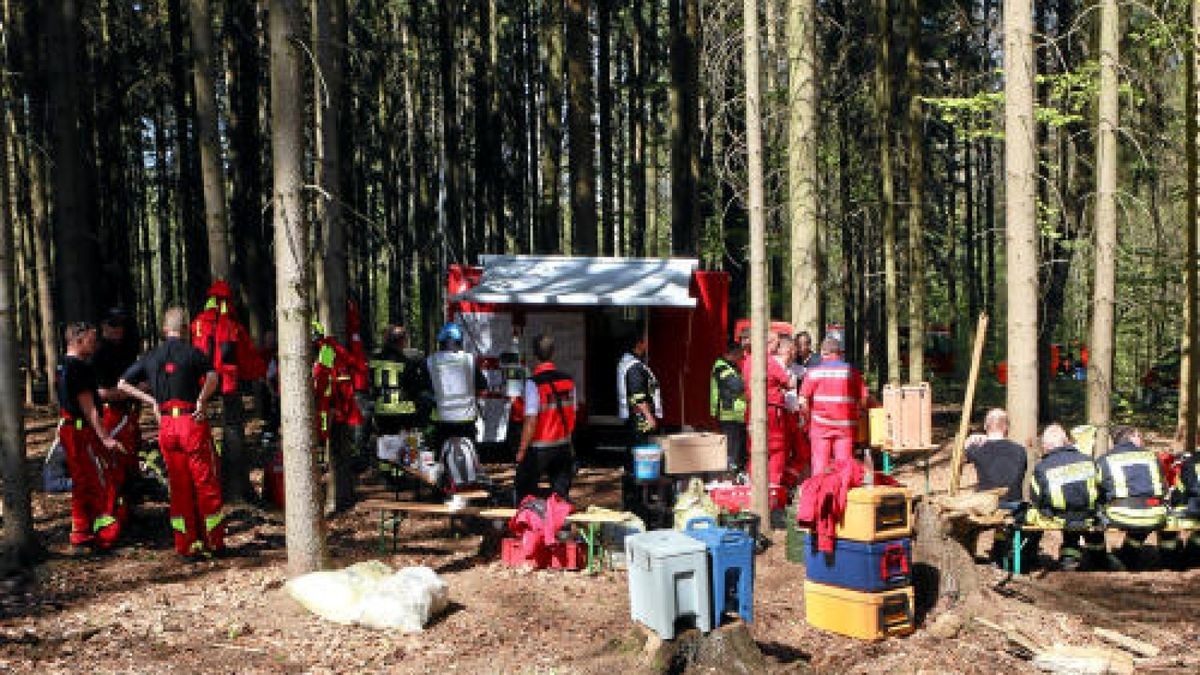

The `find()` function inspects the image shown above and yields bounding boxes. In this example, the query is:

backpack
[441,436,486,492]
[508,493,575,557]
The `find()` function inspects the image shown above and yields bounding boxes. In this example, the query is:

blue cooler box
[803,533,912,592]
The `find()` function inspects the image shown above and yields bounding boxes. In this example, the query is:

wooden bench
[361,498,629,573]
[966,514,1190,575]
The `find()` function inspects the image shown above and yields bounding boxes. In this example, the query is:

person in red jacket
[742,331,794,486]
[191,279,265,503]
[800,336,870,476]
[120,307,224,559]
[312,322,364,443]
[515,334,577,502]
[57,322,123,552]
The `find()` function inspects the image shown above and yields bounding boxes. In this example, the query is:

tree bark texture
[271,0,328,576]
[538,0,564,254]
[1088,0,1118,456]
[744,0,770,525]
[876,0,900,384]
[787,0,820,338]
[1183,0,1200,449]
[1003,0,1040,455]
[905,0,926,384]
[566,0,596,255]
[188,0,232,286]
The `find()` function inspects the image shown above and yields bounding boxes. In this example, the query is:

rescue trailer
[446,255,729,453]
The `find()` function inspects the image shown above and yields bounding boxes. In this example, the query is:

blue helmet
[437,322,463,344]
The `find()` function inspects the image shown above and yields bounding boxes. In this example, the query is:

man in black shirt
[119,307,223,559]
[57,322,123,551]
[965,408,1033,566]
[965,408,1028,506]
[94,308,142,508]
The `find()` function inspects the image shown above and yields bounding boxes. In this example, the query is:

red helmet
[206,279,233,300]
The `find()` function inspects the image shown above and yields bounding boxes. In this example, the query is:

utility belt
[159,400,197,417]
[1108,496,1162,509]
[1037,508,1095,529]
[530,439,571,450]
[59,412,87,431]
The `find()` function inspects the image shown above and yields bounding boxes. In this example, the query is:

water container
[633,445,663,481]
[625,529,712,639]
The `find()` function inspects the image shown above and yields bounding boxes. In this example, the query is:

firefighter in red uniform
[191,279,265,502]
[800,336,870,476]
[741,331,794,486]
[58,322,123,551]
[94,308,142,516]
[312,322,364,443]
[119,307,225,558]
[515,334,577,502]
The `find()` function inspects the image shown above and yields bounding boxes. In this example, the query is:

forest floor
[1,391,1199,674]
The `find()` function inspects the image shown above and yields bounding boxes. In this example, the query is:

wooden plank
[951,313,990,495]
[1093,627,1161,658]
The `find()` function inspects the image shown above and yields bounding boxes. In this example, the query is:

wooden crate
[880,383,932,449]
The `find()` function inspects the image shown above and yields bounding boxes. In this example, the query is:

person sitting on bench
[965,408,1031,565]
[1096,426,1168,570]
[1028,424,1108,571]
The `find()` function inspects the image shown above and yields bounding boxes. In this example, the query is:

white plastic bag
[285,562,449,632]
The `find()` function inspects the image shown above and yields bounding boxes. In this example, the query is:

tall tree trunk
[744,0,769,525]
[166,0,206,307]
[630,0,647,257]
[668,0,700,255]
[314,0,353,512]
[597,0,614,255]
[188,0,232,285]
[0,7,37,566]
[1004,0,1040,451]
[787,0,819,337]
[875,0,899,383]
[1087,0,1118,455]
[1182,0,1200,448]
[271,0,328,576]
[538,0,564,253]
[44,0,98,322]
[566,0,597,254]
[438,1,463,260]
[226,0,270,337]
[905,0,925,383]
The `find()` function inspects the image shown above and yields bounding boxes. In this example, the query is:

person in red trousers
[742,331,794,486]
[57,322,123,552]
[119,307,225,559]
[800,337,870,476]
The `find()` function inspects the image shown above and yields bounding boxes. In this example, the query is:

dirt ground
[2,403,1199,674]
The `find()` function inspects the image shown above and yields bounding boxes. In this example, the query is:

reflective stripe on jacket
[710,358,746,422]
[1032,446,1098,516]
[369,358,417,415]
[800,360,866,427]
[529,363,576,447]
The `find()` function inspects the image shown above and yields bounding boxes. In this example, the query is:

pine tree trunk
[787,0,819,337]
[1088,0,1118,456]
[438,1,463,259]
[271,0,328,577]
[0,13,37,566]
[188,0,232,285]
[1182,0,1200,449]
[44,0,99,322]
[597,0,614,256]
[1004,0,1040,452]
[744,0,770,525]
[538,0,564,254]
[905,0,925,384]
[875,0,900,384]
[630,0,647,257]
[566,0,597,255]
[313,0,353,513]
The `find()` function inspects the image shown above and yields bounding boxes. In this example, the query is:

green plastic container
[785,506,806,563]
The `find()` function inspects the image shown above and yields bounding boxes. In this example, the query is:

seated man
[1096,426,1168,570]
[965,408,1030,565]
[1028,424,1106,571]
[1174,451,1200,566]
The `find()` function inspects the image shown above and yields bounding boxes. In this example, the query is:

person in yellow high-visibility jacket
[710,342,747,471]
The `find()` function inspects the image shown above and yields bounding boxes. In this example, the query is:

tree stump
[632,620,787,674]
[911,498,984,618]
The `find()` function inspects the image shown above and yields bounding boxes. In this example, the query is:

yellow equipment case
[834,486,912,541]
[803,580,915,641]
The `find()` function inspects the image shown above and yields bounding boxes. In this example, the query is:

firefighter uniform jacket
[799,359,868,430]
[1172,453,1200,515]
[191,280,265,394]
[1096,441,1168,529]
[617,352,661,432]
[528,363,577,447]
[710,357,746,423]
[1031,445,1098,525]
[369,347,430,421]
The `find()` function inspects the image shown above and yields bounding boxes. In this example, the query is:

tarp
[450,255,699,308]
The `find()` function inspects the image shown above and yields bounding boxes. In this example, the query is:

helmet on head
[437,322,463,345]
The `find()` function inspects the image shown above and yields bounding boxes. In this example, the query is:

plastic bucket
[633,445,663,481]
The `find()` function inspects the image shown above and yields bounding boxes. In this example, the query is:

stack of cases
[803,485,916,641]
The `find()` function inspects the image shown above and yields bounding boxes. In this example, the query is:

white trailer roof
[451,255,699,307]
